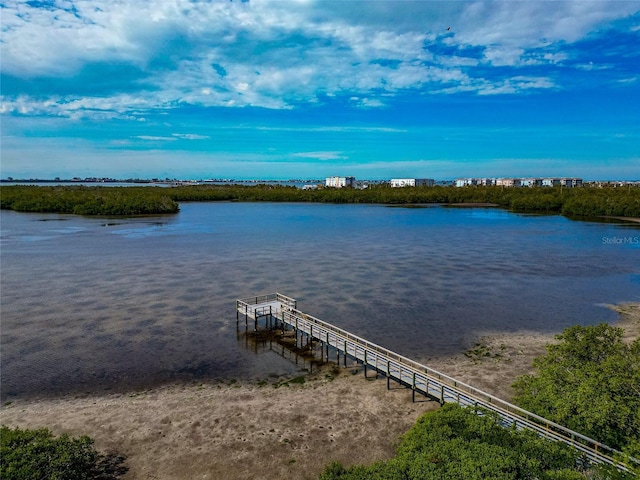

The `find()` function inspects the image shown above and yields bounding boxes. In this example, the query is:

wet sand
[1,303,638,480]
[601,216,640,224]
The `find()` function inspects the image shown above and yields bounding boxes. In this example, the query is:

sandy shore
[601,216,640,224]
[2,303,638,480]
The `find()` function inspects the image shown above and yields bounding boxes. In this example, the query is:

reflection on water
[1,204,638,400]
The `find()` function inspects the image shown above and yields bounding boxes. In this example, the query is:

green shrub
[0,425,127,480]
[320,404,584,479]
[513,324,640,452]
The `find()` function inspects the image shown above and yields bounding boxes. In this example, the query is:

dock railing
[236,294,638,472]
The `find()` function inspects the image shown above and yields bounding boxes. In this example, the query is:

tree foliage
[0,186,179,215]
[167,184,640,217]
[0,425,127,480]
[320,404,584,480]
[512,324,640,467]
[1,184,639,217]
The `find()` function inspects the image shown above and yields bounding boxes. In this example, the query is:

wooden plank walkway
[237,293,636,472]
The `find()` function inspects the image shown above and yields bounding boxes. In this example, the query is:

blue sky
[1,0,639,180]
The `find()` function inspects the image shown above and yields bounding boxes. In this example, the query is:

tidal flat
[1,303,637,479]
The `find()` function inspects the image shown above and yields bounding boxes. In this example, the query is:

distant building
[390,178,435,187]
[325,176,356,188]
[476,178,494,186]
[560,178,583,188]
[541,178,582,187]
[495,178,521,187]
[521,178,543,187]
[455,178,477,187]
[452,176,584,188]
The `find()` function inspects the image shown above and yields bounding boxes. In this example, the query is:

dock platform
[237,292,635,471]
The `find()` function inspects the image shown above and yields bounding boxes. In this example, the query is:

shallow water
[1,203,638,400]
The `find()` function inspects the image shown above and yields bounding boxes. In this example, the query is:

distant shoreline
[2,184,639,219]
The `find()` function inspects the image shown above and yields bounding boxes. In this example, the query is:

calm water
[1,203,638,400]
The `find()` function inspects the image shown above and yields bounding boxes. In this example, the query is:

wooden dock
[237,293,636,472]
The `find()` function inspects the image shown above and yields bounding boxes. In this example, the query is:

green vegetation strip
[1,185,639,217]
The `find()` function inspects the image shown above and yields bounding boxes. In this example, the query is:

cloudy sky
[1,0,639,180]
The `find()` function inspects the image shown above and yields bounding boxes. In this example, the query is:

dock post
[387,361,391,390]
[412,373,416,403]
[363,351,367,378]
[343,340,347,367]
[325,333,329,359]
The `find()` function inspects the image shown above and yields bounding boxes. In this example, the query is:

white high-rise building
[325,176,356,188]
[390,178,435,187]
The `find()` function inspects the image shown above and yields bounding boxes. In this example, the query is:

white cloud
[359,98,385,108]
[617,76,639,85]
[349,96,386,108]
[0,93,167,120]
[172,133,210,140]
[433,74,556,95]
[251,126,406,133]
[576,62,612,71]
[483,47,525,67]
[477,76,555,95]
[292,151,347,160]
[135,136,176,141]
[1,0,146,77]
[456,1,637,49]
[1,0,637,117]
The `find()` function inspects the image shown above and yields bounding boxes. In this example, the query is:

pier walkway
[237,293,636,472]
